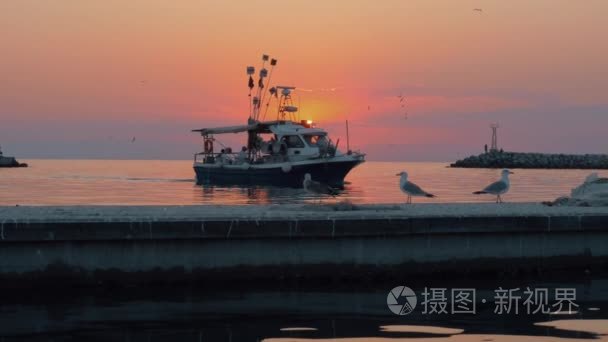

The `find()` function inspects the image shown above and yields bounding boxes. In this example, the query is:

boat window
[303,134,328,147]
[282,135,305,148]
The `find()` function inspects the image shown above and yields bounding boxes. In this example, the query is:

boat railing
[194,152,251,165]
[194,151,293,165]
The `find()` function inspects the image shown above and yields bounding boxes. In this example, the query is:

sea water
[0,159,603,205]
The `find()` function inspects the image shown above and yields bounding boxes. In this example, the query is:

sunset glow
[1,0,607,160]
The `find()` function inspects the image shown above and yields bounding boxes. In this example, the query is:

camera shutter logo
[387,286,417,315]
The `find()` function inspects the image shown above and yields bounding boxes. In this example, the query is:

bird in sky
[397,171,436,204]
[473,8,483,13]
[473,169,514,203]
[131,137,136,143]
[398,93,408,120]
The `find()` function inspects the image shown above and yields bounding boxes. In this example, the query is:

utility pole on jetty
[490,123,499,152]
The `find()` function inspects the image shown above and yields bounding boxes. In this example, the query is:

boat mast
[247,54,279,122]
[251,55,264,122]
[247,66,255,119]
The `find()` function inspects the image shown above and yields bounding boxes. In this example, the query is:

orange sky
[1,0,607,160]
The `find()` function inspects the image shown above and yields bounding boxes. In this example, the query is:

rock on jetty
[451,151,608,169]
[0,155,27,167]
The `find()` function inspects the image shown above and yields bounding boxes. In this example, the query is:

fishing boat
[192,55,365,187]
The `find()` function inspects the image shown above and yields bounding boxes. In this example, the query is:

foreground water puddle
[279,327,318,332]
[379,325,464,335]
[535,319,608,336]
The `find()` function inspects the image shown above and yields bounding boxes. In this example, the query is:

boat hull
[194,159,363,187]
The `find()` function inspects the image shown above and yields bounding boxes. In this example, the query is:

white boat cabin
[264,121,336,161]
[194,120,342,166]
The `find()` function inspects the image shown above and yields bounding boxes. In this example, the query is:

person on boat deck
[280,141,288,155]
[317,137,329,155]
[216,149,225,164]
[223,148,234,164]
[216,149,232,164]
[237,146,248,163]
[267,137,276,154]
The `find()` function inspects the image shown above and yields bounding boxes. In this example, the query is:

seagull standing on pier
[473,169,514,203]
[397,171,436,204]
[303,173,338,203]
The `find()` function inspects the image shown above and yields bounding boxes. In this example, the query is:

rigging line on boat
[262,86,278,122]
[262,95,270,121]
[297,92,302,122]
[213,137,229,150]
[261,58,277,120]
[247,66,255,119]
[248,79,252,119]
[248,88,252,119]
[254,56,268,121]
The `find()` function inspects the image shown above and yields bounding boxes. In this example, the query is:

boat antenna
[261,58,278,120]
[275,86,297,121]
[247,66,255,119]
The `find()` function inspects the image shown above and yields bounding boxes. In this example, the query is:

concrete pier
[0,204,607,285]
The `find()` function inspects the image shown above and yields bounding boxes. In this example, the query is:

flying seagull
[473,169,514,203]
[473,8,483,13]
[397,171,436,204]
[303,173,338,203]
[131,137,136,143]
